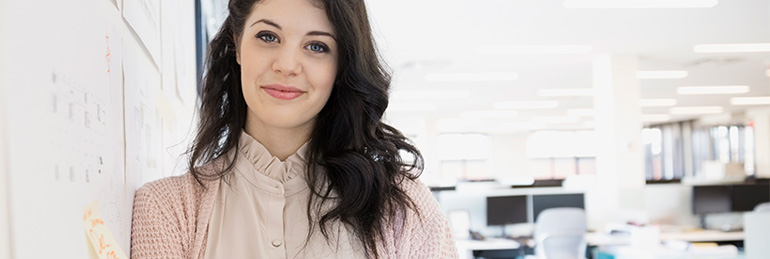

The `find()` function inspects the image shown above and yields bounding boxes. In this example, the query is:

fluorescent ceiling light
[538,88,594,97]
[669,106,724,115]
[532,116,580,124]
[567,109,595,117]
[425,72,518,82]
[641,114,672,123]
[391,90,471,100]
[436,119,496,133]
[730,96,770,106]
[564,0,718,9]
[499,122,546,130]
[636,70,689,79]
[494,101,559,109]
[639,98,677,107]
[460,110,519,119]
[387,103,438,112]
[476,45,593,55]
[694,43,770,53]
[677,85,749,95]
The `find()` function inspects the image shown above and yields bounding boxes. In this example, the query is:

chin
[260,113,313,129]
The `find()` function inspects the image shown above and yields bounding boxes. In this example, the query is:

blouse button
[271,239,282,247]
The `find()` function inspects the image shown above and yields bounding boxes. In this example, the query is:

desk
[660,230,744,243]
[594,230,745,259]
[586,230,744,246]
[456,231,745,259]
[455,238,521,259]
[598,245,744,259]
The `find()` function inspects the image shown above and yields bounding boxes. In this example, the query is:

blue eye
[256,31,279,43]
[306,42,329,53]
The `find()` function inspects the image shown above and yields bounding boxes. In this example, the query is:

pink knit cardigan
[130,158,459,258]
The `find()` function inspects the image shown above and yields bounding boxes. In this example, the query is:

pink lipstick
[261,84,305,100]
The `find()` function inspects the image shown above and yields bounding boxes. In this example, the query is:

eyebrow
[250,19,337,42]
[250,19,281,30]
[307,31,337,42]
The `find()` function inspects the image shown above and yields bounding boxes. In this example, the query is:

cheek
[312,62,338,98]
[239,54,267,80]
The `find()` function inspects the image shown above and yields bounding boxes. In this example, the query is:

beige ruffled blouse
[203,131,366,259]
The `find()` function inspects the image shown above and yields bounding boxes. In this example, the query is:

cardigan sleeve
[401,179,459,259]
[130,181,187,258]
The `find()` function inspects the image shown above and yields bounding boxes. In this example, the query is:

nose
[272,46,302,77]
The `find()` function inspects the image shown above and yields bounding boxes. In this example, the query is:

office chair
[754,202,770,212]
[534,208,587,259]
[745,202,770,259]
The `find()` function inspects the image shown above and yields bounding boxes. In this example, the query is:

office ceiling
[368,0,770,132]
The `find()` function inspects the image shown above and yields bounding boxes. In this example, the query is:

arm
[403,180,459,259]
[130,183,186,258]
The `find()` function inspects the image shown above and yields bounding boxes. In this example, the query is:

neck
[243,119,312,161]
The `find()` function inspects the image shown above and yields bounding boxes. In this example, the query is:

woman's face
[236,0,338,132]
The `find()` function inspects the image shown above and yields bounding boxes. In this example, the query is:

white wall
[0,0,10,253]
[489,134,532,182]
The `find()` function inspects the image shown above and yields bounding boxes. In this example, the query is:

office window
[643,122,687,181]
[530,158,553,180]
[440,160,489,180]
[526,131,596,180]
[694,124,755,177]
[530,157,595,180]
[645,121,755,181]
[643,127,669,180]
[553,158,577,179]
[437,133,490,180]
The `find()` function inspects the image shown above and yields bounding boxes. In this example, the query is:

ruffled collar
[236,131,308,184]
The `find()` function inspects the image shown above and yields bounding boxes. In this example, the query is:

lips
[261,84,305,100]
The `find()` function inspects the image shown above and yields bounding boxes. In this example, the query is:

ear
[233,34,241,65]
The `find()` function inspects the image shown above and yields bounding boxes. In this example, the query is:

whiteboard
[0,0,198,257]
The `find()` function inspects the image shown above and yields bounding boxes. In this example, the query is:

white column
[0,0,11,255]
[746,108,770,178]
[588,54,646,230]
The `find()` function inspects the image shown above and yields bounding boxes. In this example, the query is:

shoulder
[135,174,197,198]
[131,159,224,258]
[390,177,459,258]
[398,177,440,214]
[133,158,226,223]
[134,158,225,205]
[132,173,212,225]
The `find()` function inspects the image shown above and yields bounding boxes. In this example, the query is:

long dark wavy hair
[187,0,424,257]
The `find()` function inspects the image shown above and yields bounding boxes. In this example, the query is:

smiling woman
[237,1,338,142]
[129,0,458,258]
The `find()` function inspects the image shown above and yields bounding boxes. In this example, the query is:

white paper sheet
[122,0,161,67]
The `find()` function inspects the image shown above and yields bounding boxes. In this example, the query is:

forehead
[247,0,334,33]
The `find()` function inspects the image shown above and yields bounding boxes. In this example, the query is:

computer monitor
[532,193,585,222]
[731,184,770,212]
[692,185,731,215]
[486,195,528,226]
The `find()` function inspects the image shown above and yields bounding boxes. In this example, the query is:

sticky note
[82,201,128,259]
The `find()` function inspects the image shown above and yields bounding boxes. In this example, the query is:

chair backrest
[754,202,770,213]
[534,208,587,259]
